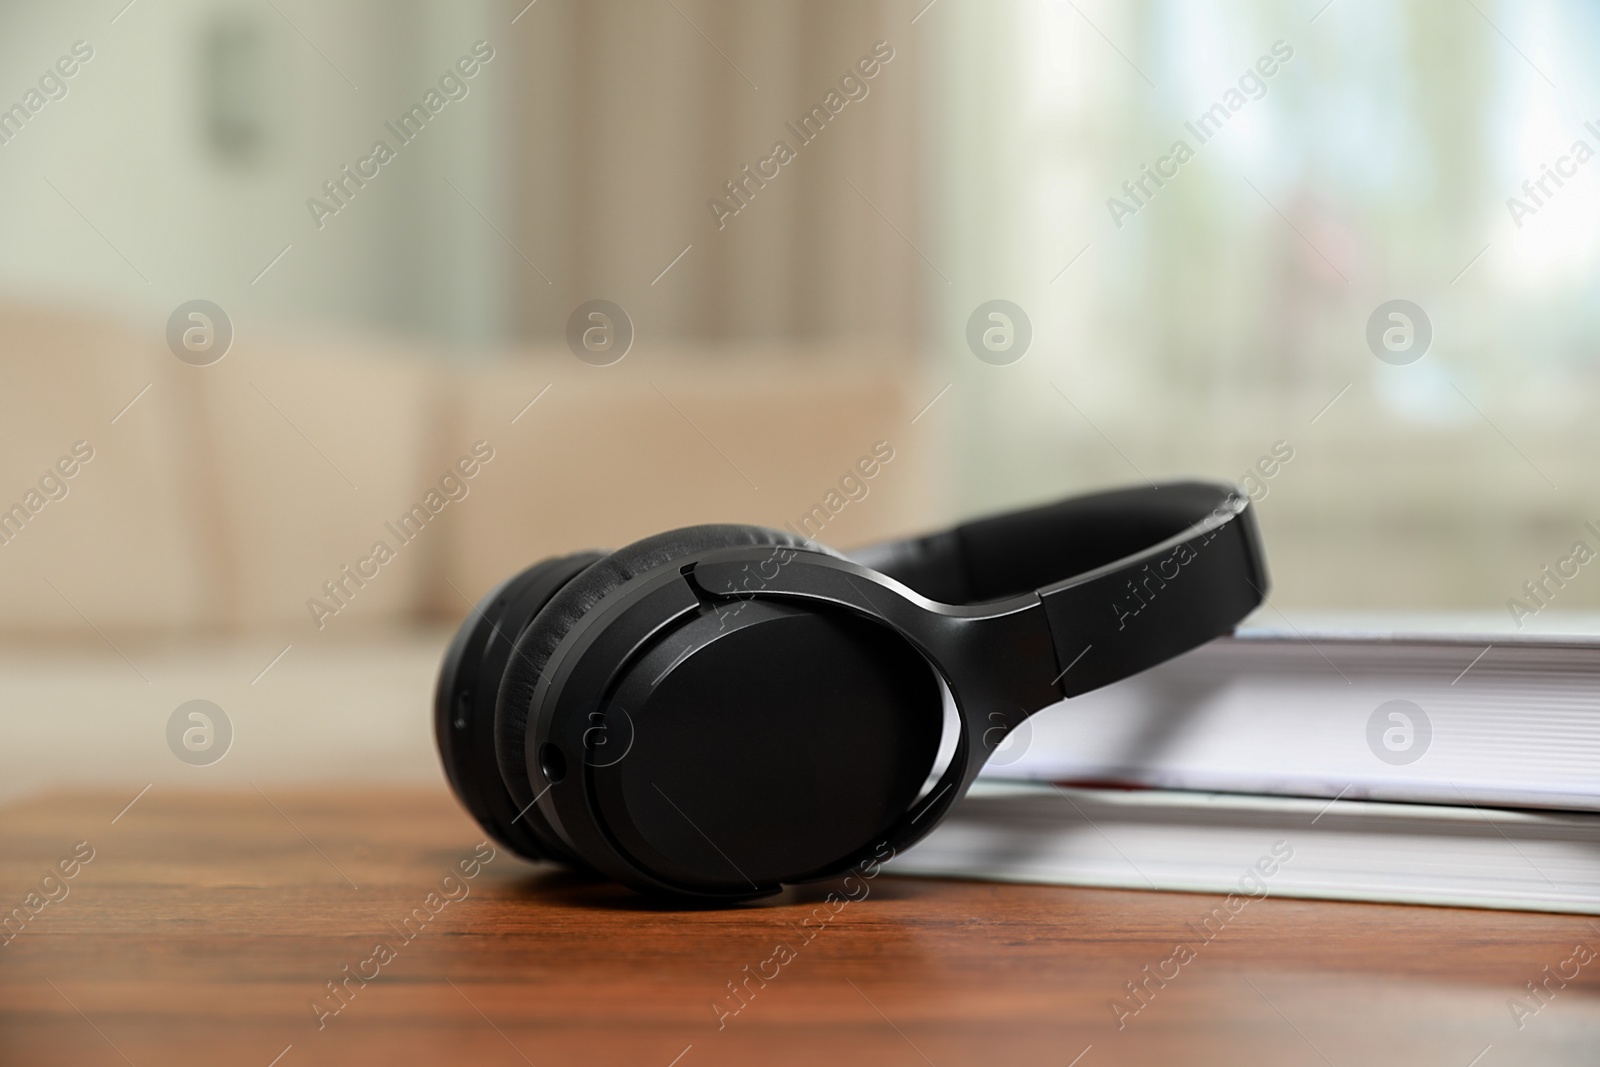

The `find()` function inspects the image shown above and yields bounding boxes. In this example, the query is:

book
[889,782,1600,914]
[979,615,1600,813]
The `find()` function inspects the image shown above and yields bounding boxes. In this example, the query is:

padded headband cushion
[493,523,837,810]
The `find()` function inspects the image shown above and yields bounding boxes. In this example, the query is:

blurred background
[3,0,1599,800]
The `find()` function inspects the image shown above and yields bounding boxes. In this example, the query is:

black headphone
[435,480,1267,902]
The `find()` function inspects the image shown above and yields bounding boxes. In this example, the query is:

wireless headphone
[435,481,1267,902]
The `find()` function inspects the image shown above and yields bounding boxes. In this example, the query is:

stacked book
[889,614,1600,913]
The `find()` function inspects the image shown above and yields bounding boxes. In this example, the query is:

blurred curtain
[505,0,924,350]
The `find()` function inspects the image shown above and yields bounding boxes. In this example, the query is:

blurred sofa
[0,300,938,637]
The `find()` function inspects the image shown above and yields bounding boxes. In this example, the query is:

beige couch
[0,301,937,637]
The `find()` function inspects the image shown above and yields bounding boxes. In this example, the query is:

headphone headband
[852,481,1266,696]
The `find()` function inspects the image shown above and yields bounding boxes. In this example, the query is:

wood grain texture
[1,787,1597,1066]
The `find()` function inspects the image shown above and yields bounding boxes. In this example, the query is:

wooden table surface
[2,786,1597,1066]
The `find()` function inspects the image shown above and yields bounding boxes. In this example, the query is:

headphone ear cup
[589,596,944,894]
[492,525,828,827]
[435,552,603,861]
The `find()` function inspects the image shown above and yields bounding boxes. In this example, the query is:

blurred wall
[0,0,510,342]
[0,0,922,348]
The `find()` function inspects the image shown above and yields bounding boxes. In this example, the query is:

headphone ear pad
[435,552,602,861]
[492,524,831,817]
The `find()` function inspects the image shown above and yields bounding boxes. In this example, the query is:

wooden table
[2,787,1596,1066]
